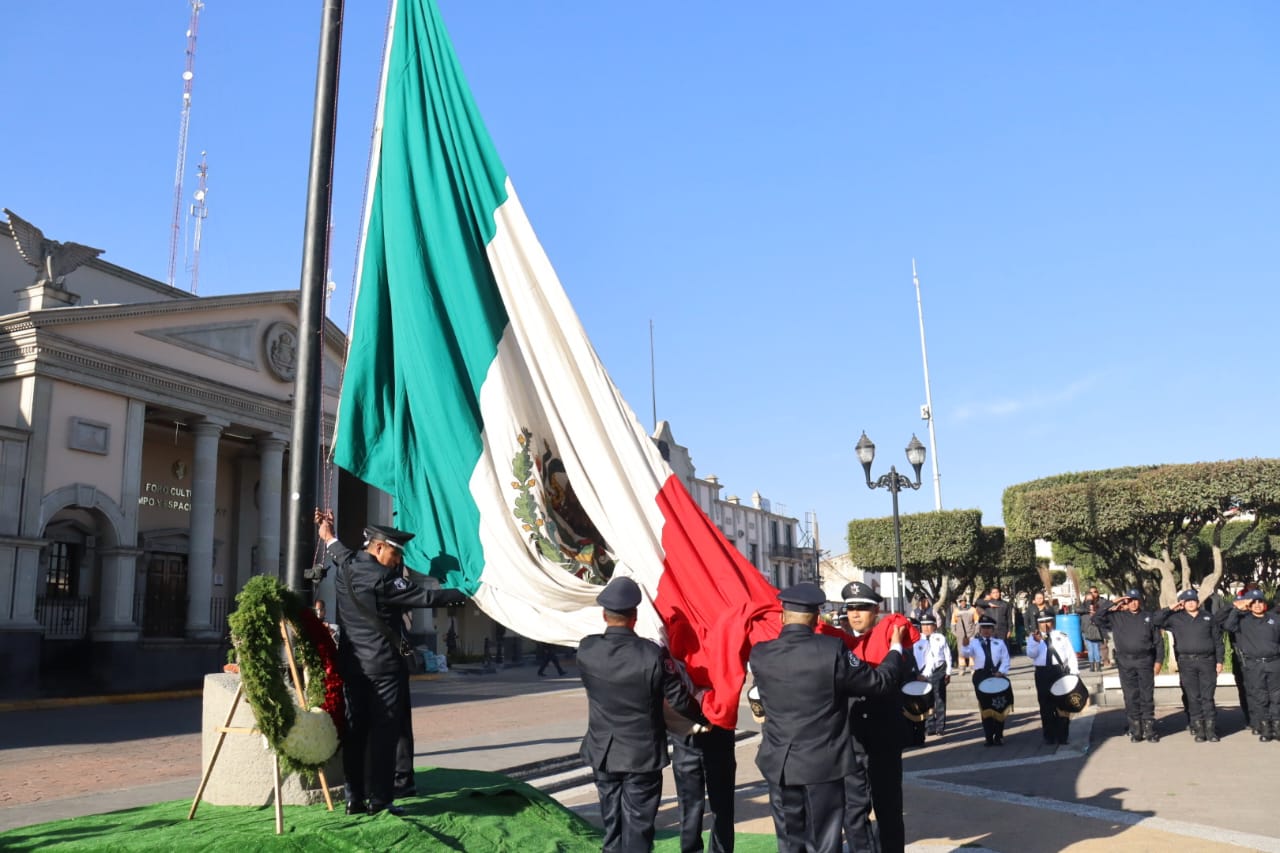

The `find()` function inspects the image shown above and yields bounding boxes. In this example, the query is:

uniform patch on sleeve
[846,651,863,669]
[393,578,408,591]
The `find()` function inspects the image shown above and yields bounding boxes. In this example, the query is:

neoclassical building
[0,217,372,697]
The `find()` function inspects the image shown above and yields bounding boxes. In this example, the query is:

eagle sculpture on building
[4,208,103,289]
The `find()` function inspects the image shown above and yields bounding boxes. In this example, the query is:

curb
[0,688,203,713]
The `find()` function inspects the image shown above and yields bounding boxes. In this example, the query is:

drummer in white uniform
[1026,609,1080,745]
[911,614,952,738]
[963,614,1012,746]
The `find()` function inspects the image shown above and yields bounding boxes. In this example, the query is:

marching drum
[1050,673,1090,714]
[975,676,1014,722]
[901,681,935,722]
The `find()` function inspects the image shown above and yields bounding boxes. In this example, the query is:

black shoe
[346,800,366,816]
[1206,722,1220,743]
[368,802,407,816]
[984,739,994,747]
[993,736,1004,746]
[393,785,417,799]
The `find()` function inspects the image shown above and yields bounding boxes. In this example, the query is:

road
[2,659,1278,851]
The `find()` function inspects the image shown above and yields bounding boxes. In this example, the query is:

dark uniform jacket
[1152,608,1224,662]
[578,625,703,774]
[976,599,1013,638]
[1094,608,1166,663]
[1219,609,1280,658]
[327,539,465,675]
[750,623,903,786]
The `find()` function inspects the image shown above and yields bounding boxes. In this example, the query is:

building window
[749,543,758,567]
[770,520,779,546]
[46,542,77,597]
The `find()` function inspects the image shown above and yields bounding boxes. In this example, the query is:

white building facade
[0,218,401,697]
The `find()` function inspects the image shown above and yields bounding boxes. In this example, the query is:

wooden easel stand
[188,619,335,834]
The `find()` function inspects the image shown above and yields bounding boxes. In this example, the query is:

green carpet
[0,767,778,852]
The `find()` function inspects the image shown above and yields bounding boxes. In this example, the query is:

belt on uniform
[1249,656,1279,663]
[1177,653,1213,660]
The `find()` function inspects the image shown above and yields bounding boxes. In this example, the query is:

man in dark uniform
[751,583,907,853]
[578,576,704,852]
[665,659,735,853]
[1219,588,1280,742]
[1153,589,1224,742]
[840,581,918,853]
[315,510,467,816]
[1094,588,1165,742]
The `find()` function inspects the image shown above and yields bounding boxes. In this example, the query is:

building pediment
[137,319,262,370]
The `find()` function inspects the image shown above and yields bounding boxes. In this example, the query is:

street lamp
[856,432,927,614]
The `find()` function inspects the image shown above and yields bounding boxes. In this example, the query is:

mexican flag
[334,0,780,727]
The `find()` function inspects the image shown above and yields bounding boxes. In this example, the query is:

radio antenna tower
[167,0,204,288]
[186,152,209,294]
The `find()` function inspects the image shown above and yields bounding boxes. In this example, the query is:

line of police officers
[1094,586,1280,745]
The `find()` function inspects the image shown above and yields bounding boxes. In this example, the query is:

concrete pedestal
[199,672,344,806]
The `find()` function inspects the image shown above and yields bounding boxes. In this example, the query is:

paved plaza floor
[2,658,1277,851]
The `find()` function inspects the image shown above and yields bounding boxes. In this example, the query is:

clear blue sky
[3,2,1277,547]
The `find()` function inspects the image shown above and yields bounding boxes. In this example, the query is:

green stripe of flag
[335,0,510,593]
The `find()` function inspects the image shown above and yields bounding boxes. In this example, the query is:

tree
[1004,458,1280,606]
[846,510,1030,608]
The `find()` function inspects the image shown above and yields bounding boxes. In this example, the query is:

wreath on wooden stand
[227,575,345,778]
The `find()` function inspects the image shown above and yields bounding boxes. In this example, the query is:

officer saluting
[1153,589,1224,742]
[315,510,467,816]
[577,576,704,852]
[1094,588,1165,743]
[751,583,908,853]
[1219,588,1280,742]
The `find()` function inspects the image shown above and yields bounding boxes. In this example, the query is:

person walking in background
[1154,589,1224,742]
[536,642,566,677]
[951,596,978,674]
[1094,589,1165,743]
[578,576,704,852]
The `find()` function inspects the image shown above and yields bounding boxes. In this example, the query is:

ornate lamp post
[855,432,927,614]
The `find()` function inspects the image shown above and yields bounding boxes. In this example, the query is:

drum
[976,676,1014,722]
[901,681,935,722]
[1050,673,1090,714]
[747,685,765,723]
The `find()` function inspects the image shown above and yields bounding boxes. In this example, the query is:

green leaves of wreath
[228,575,339,778]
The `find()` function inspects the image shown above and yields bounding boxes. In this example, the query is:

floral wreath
[228,575,345,778]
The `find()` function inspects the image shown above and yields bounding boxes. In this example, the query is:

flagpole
[285,0,345,594]
[912,259,942,511]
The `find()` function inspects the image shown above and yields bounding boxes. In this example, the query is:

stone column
[256,435,286,580]
[186,417,226,640]
[93,547,143,639]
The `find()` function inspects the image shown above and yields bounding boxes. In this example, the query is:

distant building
[652,421,818,588]
[0,218,404,698]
